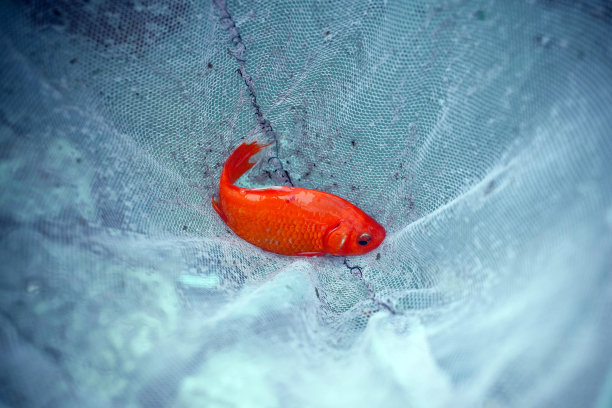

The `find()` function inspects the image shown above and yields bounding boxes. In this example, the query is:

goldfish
[212,141,386,257]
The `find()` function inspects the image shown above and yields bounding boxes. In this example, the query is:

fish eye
[357,233,371,246]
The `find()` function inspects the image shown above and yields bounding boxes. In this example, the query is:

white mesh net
[1,0,611,407]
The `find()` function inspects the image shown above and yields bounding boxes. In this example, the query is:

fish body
[212,141,385,256]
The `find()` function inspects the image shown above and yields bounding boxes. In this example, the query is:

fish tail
[221,141,272,185]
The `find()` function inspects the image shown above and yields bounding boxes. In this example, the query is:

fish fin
[323,222,347,255]
[211,196,228,223]
[295,251,327,257]
[222,141,273,185]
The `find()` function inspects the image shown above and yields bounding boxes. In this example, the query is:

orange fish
[212,141,385,257]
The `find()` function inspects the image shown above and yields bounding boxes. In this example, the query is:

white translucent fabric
[1,1,611,407]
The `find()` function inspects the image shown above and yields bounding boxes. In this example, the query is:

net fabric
[1,0,611,407]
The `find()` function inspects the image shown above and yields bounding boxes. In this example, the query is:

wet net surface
[1,0,612,407]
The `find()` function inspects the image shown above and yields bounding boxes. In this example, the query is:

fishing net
[1,0,611,407]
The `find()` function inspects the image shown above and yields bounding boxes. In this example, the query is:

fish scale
[224,198,329,255]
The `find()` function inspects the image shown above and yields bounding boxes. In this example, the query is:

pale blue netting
[1,0,611,407]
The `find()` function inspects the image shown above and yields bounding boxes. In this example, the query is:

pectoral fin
[323,222,348,255]
[295,251,326,257]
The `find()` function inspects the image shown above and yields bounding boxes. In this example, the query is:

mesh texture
[1,0,612,407]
